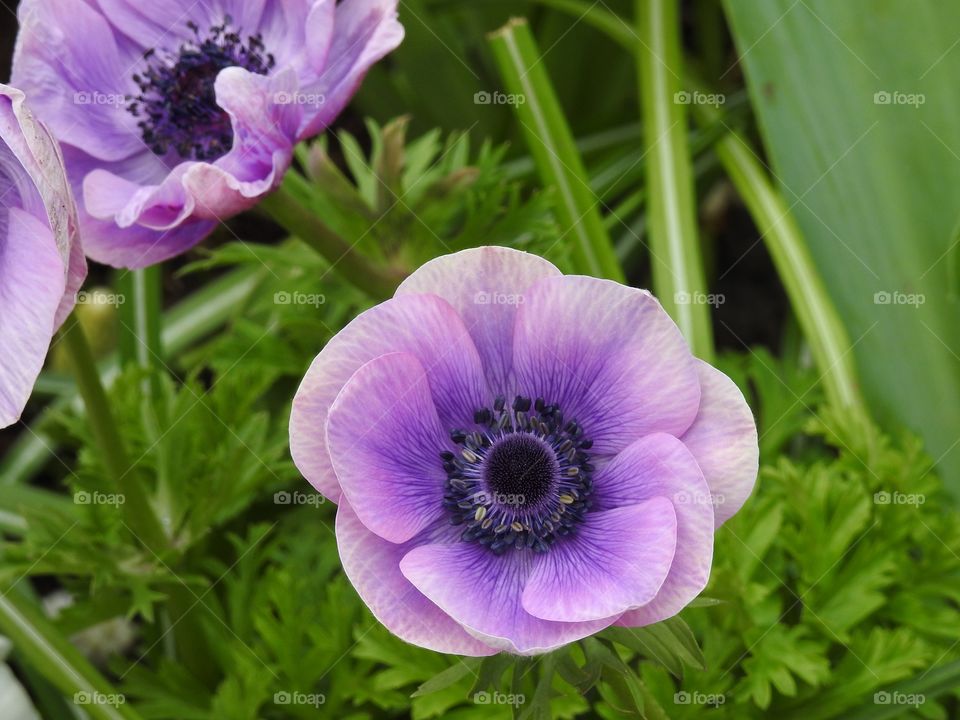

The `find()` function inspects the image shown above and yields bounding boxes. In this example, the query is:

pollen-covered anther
[441,395,595,554]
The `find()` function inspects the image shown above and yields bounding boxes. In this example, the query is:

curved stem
[61,319,167,553]
[260,175,403,299]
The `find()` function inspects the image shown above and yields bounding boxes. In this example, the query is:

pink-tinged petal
[590,434,715,627]
[512,276,701,456]
[336,501,497,656]
[681,361,759,527]
[297,0,404,140]
[290,294,489,503]
[400,544,614,655]
[13,0,144,162]
[522,499,677,623]
[326,352,450,544]
[0,210,67,427]
[257,0,334,71]
[397,247,563,395]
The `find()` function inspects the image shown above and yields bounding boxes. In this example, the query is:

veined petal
[513,276,701,456]
[326,352,450,544]
[397,246,562,395]
[290,293,488,502]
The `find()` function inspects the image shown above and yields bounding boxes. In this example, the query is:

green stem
[488,18,625,282]
[60,320,167,553]
[260,175,402,299]
[688,82,866,413]
[1,266,265,486]
[637,0,715,361]
[0,592,145,720]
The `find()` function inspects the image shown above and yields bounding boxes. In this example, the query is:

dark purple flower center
[128,17,276,161]
[442,395,595,555]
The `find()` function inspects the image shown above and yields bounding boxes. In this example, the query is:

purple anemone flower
[12,0,404,268]
[289,247,758,655]
[0,84,86,428]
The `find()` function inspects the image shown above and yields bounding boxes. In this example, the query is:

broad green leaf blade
[488,18,625,281]
[723,0,960,488]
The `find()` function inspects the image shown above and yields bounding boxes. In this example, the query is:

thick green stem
[61,320,166,553]
[636,0,715,361]
[488,18,625,282]
[260,176,402,299]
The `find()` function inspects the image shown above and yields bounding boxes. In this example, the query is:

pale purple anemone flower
[12,0,403,269]
[290,247,758,655]
[0,84,86,428]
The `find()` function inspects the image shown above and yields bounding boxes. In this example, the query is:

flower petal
[512,276,701,456]
[590,434,715,627]
[396,246,562,395]
[336,500,497,656]
[521,499,677,623]
[681,361,759,527]
[13,0,144,161]
[290,293,489,502]
[0,209,67,428]
[297,0,404,139]
[326,352,452,544]
[400,543,614,655]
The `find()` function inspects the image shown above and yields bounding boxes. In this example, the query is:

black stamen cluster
[442,395,595,555]
[128,16,276,161]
